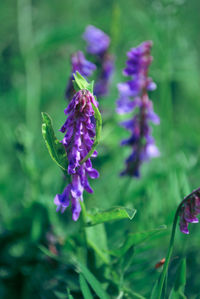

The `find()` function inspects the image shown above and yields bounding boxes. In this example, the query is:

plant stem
[157,188,199,298]
[157,207,179,299]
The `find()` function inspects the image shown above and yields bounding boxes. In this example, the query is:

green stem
[80,201,88,224]
[157,188,199,298]
[157,207,179,299]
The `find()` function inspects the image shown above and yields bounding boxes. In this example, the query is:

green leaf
[125,288,146,299]
[67,288,74,299]
[111,225,167,257]
[80,103,102,164]
[150,279,159,299]
[169,290,187,299]
[174,259,186,291]
[169,259,187,299]
[73,71,94,93]
[41,112,68,171]
[85,224,110,264]
[86,206,137,227]
[79,274,93,299]
[77,261,109,299]
[54,290,68,299]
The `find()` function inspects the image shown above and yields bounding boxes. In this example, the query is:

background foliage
[1,0,200,298]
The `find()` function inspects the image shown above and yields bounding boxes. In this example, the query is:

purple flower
[55,89,99,221]
[179,189,200,234]
[83,26,114,97]
[116,41,159,177]
[94,54,114,97]
[65,51,96,100]
[83,25,110,56]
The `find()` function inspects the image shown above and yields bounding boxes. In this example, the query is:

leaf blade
[79,274,93,299]
[111,225,167,257]
[86,206,137,227]
[41,112,68,171]
[77,261,109,299]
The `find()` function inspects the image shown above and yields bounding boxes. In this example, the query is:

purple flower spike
[116,41,159,177]
[65,51,96,100]
[83,25,110,56]
[179,188,200,234]
[83,25,114,98]
[55,88,99,221]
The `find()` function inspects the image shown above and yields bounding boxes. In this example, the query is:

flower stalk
[157,187,200,298]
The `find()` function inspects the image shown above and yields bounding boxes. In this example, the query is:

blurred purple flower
[83,25,114,98]
[94,53,114,97]
[116,41,159,177]
[55,89,99,221]
[65,51,96,100]
[179,189,200,234]
[83,25,110,56]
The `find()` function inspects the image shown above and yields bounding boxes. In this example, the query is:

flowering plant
[117,41,160,177]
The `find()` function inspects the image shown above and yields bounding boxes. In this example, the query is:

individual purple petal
[179,214,189,234]
[184,205,199,223]
[117,96,139,114]
[145,143,160,159]
[54,185,71,213]
[147,110,160,124]
[71,197,81,221]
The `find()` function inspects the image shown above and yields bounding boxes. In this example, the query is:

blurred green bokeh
[1,0,200,298]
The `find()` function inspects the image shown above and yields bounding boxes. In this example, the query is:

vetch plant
[55,81,100,220]
[117,41,160,177]
[155,187,200,298]
[42,72,136,225]
[43,72,102,221]
[40,32,199,299]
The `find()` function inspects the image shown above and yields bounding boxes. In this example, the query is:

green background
[1,0,200,298]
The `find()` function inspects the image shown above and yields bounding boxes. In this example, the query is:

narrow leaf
[67,288,74,299]
[169,259,187,299]
[54,290,68,299]
[85,224,110,264]
[174,259,186,291]
[79,274,93,299]
[41,112,68,171]
[77,261,109,299]
[73,71,94,93]
[111,225,167,257]
[150,279,159,299]
[86,207,136,227]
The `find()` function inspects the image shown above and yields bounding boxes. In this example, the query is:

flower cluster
[54,89,99,221]
[65,51,96,100]
[117,41,159,177]
[83,25,114,98]
[179,188,200,234]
